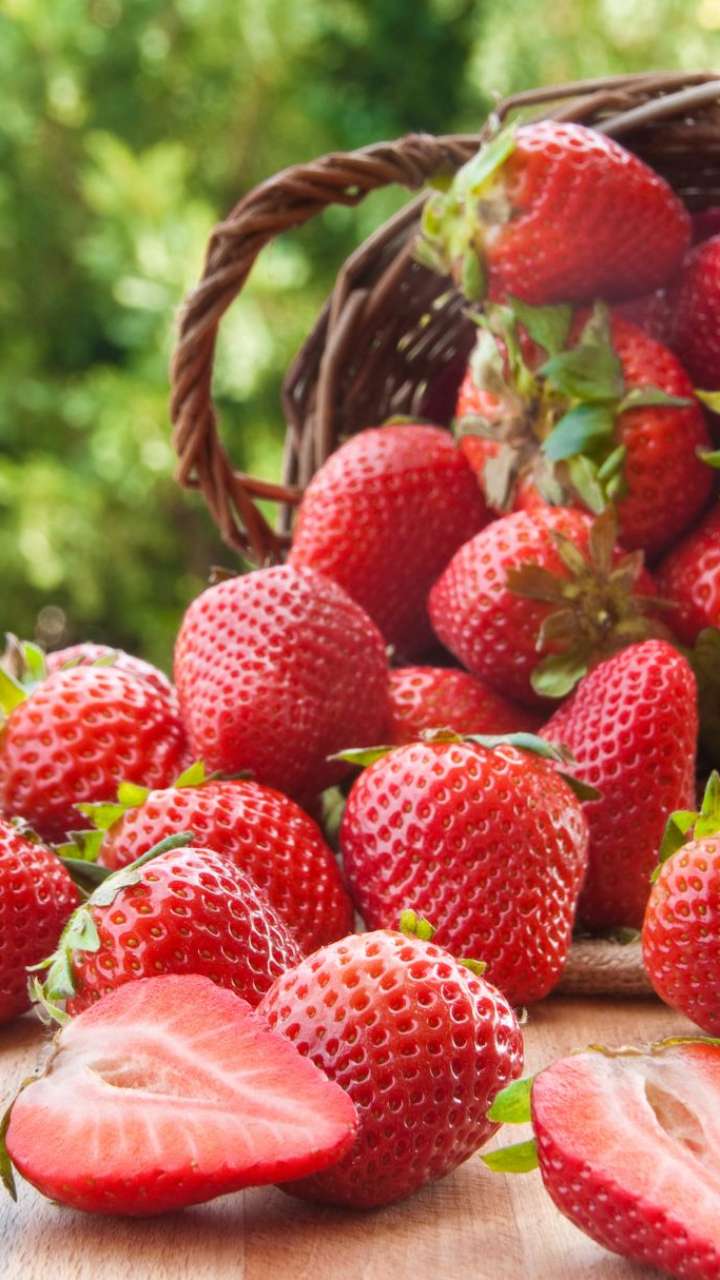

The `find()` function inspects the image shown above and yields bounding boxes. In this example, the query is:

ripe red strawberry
[339,737,588,1005]
[537,1045,720,1277]
[420,121,689,306]
[387,666,541,744]
[488,1040,720,1279]
[81,766,353,954]
[454,303,712,557]
[0,666,187,842]
[429,506,663,706]
[288,424,489,656]
[656,503,720,644]
[174,565,388,802]
[34,839,302,1016]
[46,643,173,699]
[259,922,523,1207]
[0,819,79,1024]
[5,975,357,1215]
[543,640,698,930]
[642,773,720,1034]
[673,235,720,388]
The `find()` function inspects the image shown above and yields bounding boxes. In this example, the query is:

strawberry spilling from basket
[4,93,720,1279]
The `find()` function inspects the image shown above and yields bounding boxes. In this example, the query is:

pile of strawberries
[3,119,720,1277]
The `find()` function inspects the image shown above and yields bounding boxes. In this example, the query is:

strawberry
[656,503,720,645]
[0,665,187,843]
[33,837,302,1016]
[643,772,720,1034]
[259,918,523,1207]
[428,506,664,706]
[288,424,489,656]
[543,640,698,930]
[0,819,79,1024]
[673,235,720,388]
[74,763,353,954]
[487,1040,720,1279]
[338,736,589,1005]
[4,975,357,1215]
[386,666,541,744]
[174,565,389,802]
[419,121,690,306]
[454,302,712,556]
[46,642,173,699]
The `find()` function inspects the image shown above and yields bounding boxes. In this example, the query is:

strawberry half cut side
[487,1041,720,1278]
[4,975,357,1216]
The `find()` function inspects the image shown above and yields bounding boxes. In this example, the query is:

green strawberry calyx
[333,732,599,802]
[0,634,39,722]
[456,300,692,518]
[398,909,436,941]
[481,1073,539,1174]
[398,910,487,975]
[654,771,720,879]
[0,634,47,692]
[416,123,518,301]
[509,506,673,699]
[29,831,195,1025]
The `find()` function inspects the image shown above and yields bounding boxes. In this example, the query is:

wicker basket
[169,69,720,997]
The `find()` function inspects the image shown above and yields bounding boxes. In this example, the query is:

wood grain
[1,995,689,1280]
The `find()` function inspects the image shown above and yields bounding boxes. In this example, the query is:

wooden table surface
[1,994,691,1280]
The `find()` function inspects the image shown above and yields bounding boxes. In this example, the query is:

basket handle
[170,132,485,562]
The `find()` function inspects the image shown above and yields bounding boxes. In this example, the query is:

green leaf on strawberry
[330,745,396,767]
[540,340,623,404]
[564,455,607,514]
[0,1094,18,1201]
[75,801,129,832]
[455,124,518,198]
[457,296,704,529]
[506,297,572,358]
[508,507,672,700]
[55,829,105,863]
[0,669,26,717]
[175,760,209,788]
[655,772,720,876]
[398,909,435,941]
[487,1074,534,1124]
[698,448,720,469]
[617,387,692,412]
[531,650,590,699]
[0,634,47,693]
[418,125,517,297]
[543,403,616,462]
[695,389,720,414]
[481,1138,539,1173]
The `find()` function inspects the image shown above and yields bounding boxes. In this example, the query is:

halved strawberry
[487,1040,720,1278]
[4,974,357,1215]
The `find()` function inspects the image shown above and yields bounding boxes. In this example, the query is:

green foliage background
[2,0,719,667]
